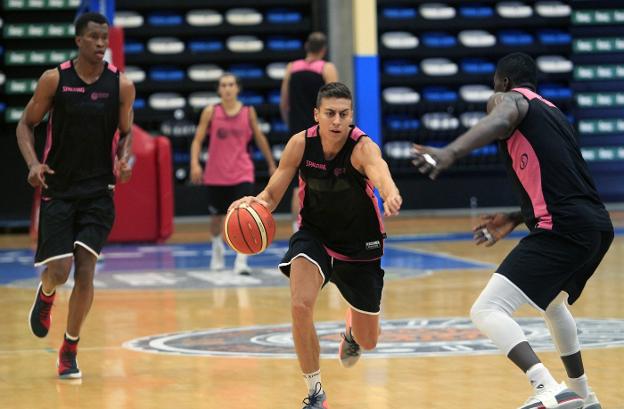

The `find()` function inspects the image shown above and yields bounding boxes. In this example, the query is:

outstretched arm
[352,137,402,216]
[412,92,528,179]
[16,69,59,189]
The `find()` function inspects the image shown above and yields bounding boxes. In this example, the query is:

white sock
[526,363,558,390]
[567,374,589,399]
[65,332,79,341]
[302,369,322,394]
[41,285,55,297]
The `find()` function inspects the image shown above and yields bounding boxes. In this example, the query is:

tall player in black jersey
[412,53,612,409]
[230,83,402,408]
[16,12,135,379]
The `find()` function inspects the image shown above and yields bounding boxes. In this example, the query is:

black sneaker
[57,336,82,379]
[28,282,55,338]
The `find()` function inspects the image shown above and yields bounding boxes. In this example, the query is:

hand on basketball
[383,191,402,217]
[228,196,270,214]
[190,163,203,185]
[473,213,515,247]
[27,163,54,189]
[411,144,455,180]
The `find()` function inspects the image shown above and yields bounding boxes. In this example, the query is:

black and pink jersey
[297,125,386,260]
[499,87,612,233]
[43,60,120,199]
[288,59,325,134]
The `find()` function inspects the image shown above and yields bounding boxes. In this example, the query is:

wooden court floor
[0,213,622,409]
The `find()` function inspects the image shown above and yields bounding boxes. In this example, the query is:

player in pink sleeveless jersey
[280,32,338,233]
[190,73,276,275]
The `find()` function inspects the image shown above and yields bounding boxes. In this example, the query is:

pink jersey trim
[107,62,118,73]
[324,245,381,262]
[506,129,553,230]
[306,125,319,138]
[297,174,305,228]
[291,59,325,75]
[43,109,54,164]
[512,87,555,108]
[60,60,71,70]
[350,126,365,141]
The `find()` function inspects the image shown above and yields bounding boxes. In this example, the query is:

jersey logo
[334,167,346,176]
[62,86,85,93]
[366,240,381,250]
[91,92,110,101]
[305,160,327,170]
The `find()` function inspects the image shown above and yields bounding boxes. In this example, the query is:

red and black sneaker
[28,282,55,338]
[57,335,82,379]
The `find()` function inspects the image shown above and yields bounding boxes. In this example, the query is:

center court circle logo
[123,317,624,358]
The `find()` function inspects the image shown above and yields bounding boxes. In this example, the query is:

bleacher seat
[460,112,486,128]
[149,67,185,82]
[459,5,493,18]
[381,31,419,49]
[149,92,186,110]
[148,12,183,26]
[0,71,5,86]
[384,141,413,159]
[459,30,496,47]
[421,58,458,76]
[230,64,264,79]
[226,8,262,25]
[382,7,417,20]
[460,85,493,102]
[460,58,495,74]
[536,55,573,73]
[266,9,302,24]
[422,32,457,48]
[239,91,264,105]
[188,39,223,53]
[419,3,456,20]
[268,90,281,105]
[186,9,222,26]
[383,87,420,104]
[188,92,220,109]
[422,112,459,130]
[272,144,285,160]
[147,37,185,54]
[535,1,571,18]
[227,35,263,52]
[124,40,144,54]
[383,60,419,76]
[266,62,287,79]
[538,84,572,100]
[422,86,458,102]
[271,120,288,133]
[133,98,146,110]
[497,2,533,18]
[538,30,571,45]
[187,64,223,81]
[266,37,301,51]
[114,11,144,28]
[498,30,534,46]
[385,115,420,131]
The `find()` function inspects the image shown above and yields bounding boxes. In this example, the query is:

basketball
[224,202,276,255]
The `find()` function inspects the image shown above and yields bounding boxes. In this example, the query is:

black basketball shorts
[206,182,253,215]
[278,229,385,314]
[496,229,614,310]
[35,193,115,266]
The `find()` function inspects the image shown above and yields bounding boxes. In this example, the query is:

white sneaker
[518,382,584,409]
[210,237,225,270]
[582,391,601,409]
[233,254,250,275]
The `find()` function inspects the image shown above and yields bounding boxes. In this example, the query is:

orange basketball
[224,201,275,255]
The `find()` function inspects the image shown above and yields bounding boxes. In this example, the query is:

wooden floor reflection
[1,213,622,409]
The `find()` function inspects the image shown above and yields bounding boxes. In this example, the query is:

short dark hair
[305,32,327,54]
[74,12,108,36]
[316,82,352,107]
[496,52,538,89]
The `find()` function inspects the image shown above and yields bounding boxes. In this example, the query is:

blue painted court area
[1,233,497,289]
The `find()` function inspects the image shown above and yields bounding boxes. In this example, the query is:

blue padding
[267,90,281,105]
[422,32,457,48]
[382,7,417,19]
[149,67,185,82]
[384,60,419,76]
[538,30,572,45]
[271,120,288,133]
[422,86,458,102]
[0,46,4,55]
[148,12,183,26]
[124,41,144,54]
[498,30,533,46]
[229,64,264,79]
[267,37,302,51]
[354,55,381,146]
[470,144,498,156]
[539,84,572,100]
[266,9,302,24]
[239,92,264,105]
[461,58,495,74]
[386,115,420,130]
[0,102,6,112]
[188,40,223,53]
[133,98,146,109]
[459,5,493,18]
